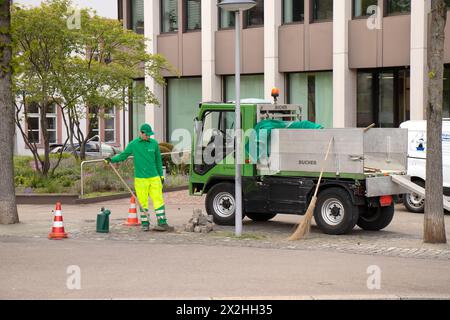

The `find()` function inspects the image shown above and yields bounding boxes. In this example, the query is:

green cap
[140,123,154,136]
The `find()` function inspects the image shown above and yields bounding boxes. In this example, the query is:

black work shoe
[152,224,174,232]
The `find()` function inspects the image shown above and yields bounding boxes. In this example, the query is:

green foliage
[14,149,188,195]
[11,0,178,168]
[14,155,79,193]
[12,0,176,111]
[159,142,173,170]
[158,142,189,176]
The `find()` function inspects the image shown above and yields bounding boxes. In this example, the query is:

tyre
[313,187,359,235]
[404,193,425,213]
[246,213,277,222]
[403,180,425,213]
[357,204,395,231]
[206,182,244,226]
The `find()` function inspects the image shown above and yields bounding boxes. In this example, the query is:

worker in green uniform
[105,124,170,232]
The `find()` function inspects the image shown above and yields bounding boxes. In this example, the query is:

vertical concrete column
[144,0,165,141]
[264,0,284,103]
[333,0,357,128]
[410,0,430,121]
[202,0,222,102]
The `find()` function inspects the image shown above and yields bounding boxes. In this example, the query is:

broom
[288,137,334,241]
[107,162,147,222]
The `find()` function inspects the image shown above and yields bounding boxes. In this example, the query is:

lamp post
[218,0,256,237]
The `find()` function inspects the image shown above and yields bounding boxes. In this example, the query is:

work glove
[104,157,112,165]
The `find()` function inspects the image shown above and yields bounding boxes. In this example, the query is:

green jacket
[111,138,163,179]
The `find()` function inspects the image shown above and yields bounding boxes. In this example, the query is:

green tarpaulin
[246,120,323,162]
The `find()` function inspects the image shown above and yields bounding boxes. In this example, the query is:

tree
[12,0,79,176]
[54,12,173,160]
[12,0,175,173]
[425,0,447,243]
[0,0,19,224]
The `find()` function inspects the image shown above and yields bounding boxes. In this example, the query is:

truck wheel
[404,193,425,213]
[246,213,277,222]
[357,204,395,231]
[404,195,449,214]
[206,182,242,226]
[313,188,359,235]
[403,180,425,213]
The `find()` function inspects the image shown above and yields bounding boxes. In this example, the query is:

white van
[399,120,450,213]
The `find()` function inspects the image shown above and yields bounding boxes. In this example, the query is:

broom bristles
[288,197,317,241]
[287,137,333,241]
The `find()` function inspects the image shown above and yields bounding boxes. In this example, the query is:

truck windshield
[201,111,235,148]
[194,111,236,174]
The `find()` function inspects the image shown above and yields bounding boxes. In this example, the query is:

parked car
[50,142,121,158]
[400,120,450,213]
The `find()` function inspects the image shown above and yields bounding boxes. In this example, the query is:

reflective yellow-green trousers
[135,177,167,226]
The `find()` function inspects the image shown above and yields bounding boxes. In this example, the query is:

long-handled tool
[107,162,147,223]
[288,137,334,241]
[364,123,376,132]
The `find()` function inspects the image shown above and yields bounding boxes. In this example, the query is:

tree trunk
[0,0,19,224]
[425,0,447,243]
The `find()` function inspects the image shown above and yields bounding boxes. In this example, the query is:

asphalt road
[1,191,450,300]
[1,237,450,300]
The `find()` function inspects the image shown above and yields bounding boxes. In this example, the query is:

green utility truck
[189,102,408,235]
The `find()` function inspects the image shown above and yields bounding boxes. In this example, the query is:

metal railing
[80,150,191,199]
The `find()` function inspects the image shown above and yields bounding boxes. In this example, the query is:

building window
[161,0,178,33]
[287,72,333,128]
[26,102,40,144]
[224,74,265,102]
[88,106,116,143]
[131,0,144,34]
[357,69,410,128]
[219,8,235,29]
[88,106,100,140]
[353,0,378,18]
[245,0,264,27]
[442,66,450,118]
[283,0,304,24]
[312,0,333,21]
[26,102,57,144]
[185,0,201,31]
[131,80,146,140]
[104,107,116,143]
[385,0,410,16]
[167,77,202,143]
[118,0,124,21]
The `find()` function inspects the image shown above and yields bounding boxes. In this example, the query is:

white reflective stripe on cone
[52,222,64,228]
[54,210,62,216]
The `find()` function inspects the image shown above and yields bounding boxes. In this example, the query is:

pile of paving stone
[184,209,216,233]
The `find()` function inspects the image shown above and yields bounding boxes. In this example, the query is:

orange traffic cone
[48,202,68,240]
[124,196,141,226]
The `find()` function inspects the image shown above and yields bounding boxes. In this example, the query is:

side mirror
[194,118,202,134]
